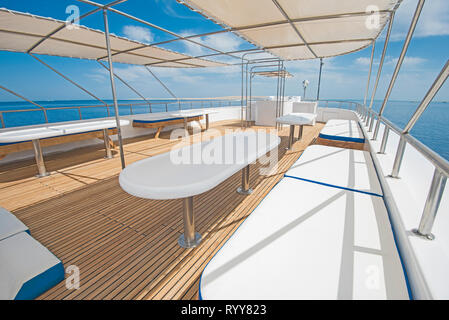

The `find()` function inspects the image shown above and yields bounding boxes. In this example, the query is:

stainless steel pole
[373,0,425,140]
[316,58,324,100]
[103,9,126,169]
[237,165,253,195]
[412,168,447,240]
[103,129,113,159]
[363,42,376,108]
[390,60,449,177]
[391,136,406,178]
[403,60,449,134]
[367,12,395,128]
[379,126,390,154]
[178,196,202,248]
[32,139,49,177]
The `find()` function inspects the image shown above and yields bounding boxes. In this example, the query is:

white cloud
[391,0,449,41]
[181,31,245,58]
[122,25,154,43]
[355,57,372,66]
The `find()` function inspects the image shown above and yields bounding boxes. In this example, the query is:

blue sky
[0,0,448,102]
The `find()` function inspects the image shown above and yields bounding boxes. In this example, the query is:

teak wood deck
[0,120,364,300]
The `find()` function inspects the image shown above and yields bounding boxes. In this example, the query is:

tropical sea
[0,99,448,161]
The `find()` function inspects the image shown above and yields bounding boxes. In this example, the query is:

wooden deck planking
[0,120,329,300]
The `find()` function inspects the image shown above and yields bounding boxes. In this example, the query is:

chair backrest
[292,102,317,114]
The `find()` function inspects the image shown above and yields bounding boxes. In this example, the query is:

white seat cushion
[0,232,64,300]
[285,145,383,196]
[200,178,408,300]
[319,119,364,143]
[0,207,28,241]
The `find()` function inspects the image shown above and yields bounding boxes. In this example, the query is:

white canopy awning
[180,0,402,60]
[253,70,293,78]
[0,8,227,68]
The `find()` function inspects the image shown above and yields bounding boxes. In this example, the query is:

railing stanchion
[368,113,375,132]
[0,112,4,128]
[391,136,407,178]
[379,126,390,154]
[412,168,447,240]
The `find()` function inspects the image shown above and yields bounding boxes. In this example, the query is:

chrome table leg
[32,139,49,178]
[286,124,295,150]
[237,165,253,195]
[297,125,304,140]
[178,196,202,248]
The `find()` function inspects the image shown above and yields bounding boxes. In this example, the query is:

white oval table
[276,113,317,149]
[0,119,130,177]
[119,131,280,248]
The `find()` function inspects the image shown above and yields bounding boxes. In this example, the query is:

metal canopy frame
[178,0,402,61]
[1,0,401,172]
[240,56,288,129]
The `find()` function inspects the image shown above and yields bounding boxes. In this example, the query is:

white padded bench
[319,119,365,143]
[285,145,382,197]
[0,207,28,241]
[199,146,408,300]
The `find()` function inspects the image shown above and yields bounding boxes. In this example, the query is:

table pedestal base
[178,232,202,249]
[237,165,252,195]
[179,196,202,248]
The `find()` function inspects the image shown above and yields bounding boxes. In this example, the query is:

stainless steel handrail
[0,98,241,128]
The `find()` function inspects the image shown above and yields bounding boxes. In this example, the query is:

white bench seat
[0,207,28,241]
[319,119,364,143]
[285,145,383,196]
[0,232,64,300]
[199,177,409,300]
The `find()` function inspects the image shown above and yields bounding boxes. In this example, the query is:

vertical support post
[368,113,376,132]
[297,124,303,140]
[412,169,447,240]
[103,9,126,169]
[286,124,295,150]
[249,71,253,126]
[205,113,210,130]
[368,12,395,125]
[364,42,376,108]
[316,58,324,100]
[178,196,202,248]
[32,139,49,177]
[391,136,407,178]
[379,126,390,154]
[275,60,281,130]
[103,129,113,159]
[237,165,253,195]
[373,0,425,140]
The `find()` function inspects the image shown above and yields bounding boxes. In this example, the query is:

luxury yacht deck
[1,120,368,300]
[0,119,369,300]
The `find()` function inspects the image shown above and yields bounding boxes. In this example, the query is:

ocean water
[0,99,448,161]
[325,100,449,161]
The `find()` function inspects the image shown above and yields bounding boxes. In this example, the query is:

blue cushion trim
[134,116,199,124]
[0,128,115,146]
[14,262,64,300]
[319,133,365,143]
[284,174,382,197]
